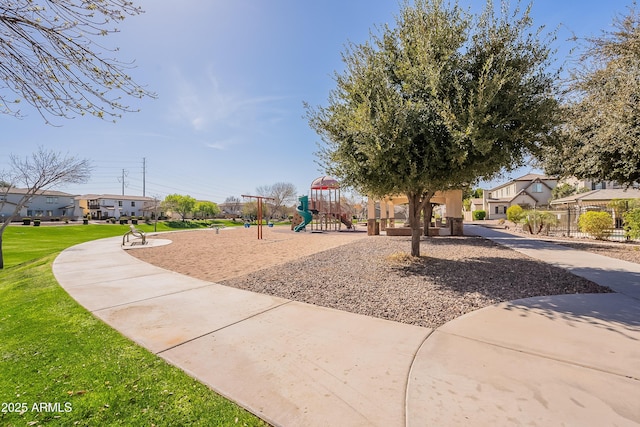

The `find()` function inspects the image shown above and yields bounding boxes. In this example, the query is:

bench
[123,224,147,246]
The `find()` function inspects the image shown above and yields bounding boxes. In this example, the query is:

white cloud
[205,140,233,151]
[166,65,289,149]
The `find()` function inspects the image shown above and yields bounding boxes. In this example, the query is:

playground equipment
[294,195,313,232]
[309,176,353,231]
[290,176,354,232]
[241,194,274,239]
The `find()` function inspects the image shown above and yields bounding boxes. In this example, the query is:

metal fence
[534,202,630,241]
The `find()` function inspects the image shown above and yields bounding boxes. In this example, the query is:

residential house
[0,187,79,221]
[218,201,245,218]
[464,197,485,221]
[78,194,157,220]
[482,174,558,219]
[550,188,640,207]
[559,177,627,191]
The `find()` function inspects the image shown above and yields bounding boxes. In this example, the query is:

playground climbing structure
[290,176,354,232]
[309,176,353,231]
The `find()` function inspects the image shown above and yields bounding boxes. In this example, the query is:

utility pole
[118,169,129,196]
[142,157,146,197]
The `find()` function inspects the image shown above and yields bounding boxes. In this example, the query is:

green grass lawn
[0,224,268,426]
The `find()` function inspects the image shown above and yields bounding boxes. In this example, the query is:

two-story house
[0,187,79,221]
[559,177,627,192]
[482,174,558,219]
[77,194,157,220]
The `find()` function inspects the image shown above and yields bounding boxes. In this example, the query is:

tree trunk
[423,203,434,237]
[408,193,421,257]
[0,232,4,270]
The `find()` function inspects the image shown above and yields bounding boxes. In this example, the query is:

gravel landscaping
[220,235,611,329]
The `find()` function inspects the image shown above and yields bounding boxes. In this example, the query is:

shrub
[506,205,524,225]
[623,208,640,240]
[578,211,613,240]
[22,218,31,225]
[521,210,558,235]
[166,220,205,229]
[472,210,486,220]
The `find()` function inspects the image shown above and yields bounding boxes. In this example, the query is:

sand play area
[128,226,369,282]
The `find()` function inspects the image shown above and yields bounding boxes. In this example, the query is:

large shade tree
[0,0,154,122]
[307,0,560,256]
[163,194,196,221]
[543,5,640,186]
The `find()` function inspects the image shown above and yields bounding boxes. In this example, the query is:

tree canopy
[543,5,640,186]
[163,194,196,221]
[0,0,154,122]
[194,200,220,219]
[307,0,560,256]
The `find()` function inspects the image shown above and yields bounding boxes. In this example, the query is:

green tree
[0,0,154,122]
[544,6,640,186]
[163,194,196,221]
[307,0,560,256]
[194,201,220,219]
[578,211,613,240]
[551,183,577,200]
[242,201,264,221]
[463,187,483,211]
[0,148,91,269]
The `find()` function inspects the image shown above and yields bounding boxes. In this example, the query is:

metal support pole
[242,195,275,239]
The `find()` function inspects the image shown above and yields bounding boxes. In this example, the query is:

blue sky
[0,1,630,202]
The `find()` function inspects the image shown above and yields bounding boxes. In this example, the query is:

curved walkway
[52,226,640,426]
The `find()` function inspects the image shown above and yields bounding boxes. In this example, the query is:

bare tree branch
[0,0,155,123]
[0,147,92,268]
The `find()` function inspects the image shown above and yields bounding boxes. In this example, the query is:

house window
[118,201,123,207]
[593,181,606,190]
[46,197,57,204]
[131,201,136,207]
[532,183,542,193]
[495,206,499,214]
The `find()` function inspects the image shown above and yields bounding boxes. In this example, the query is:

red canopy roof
[311,176,340,190]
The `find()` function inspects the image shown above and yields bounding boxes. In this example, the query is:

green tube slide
[294,195,313,232]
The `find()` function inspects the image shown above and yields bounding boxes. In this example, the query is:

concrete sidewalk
[466,224,640,300]
[52,228,640,426]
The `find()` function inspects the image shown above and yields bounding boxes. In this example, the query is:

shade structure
[311,176,340,190]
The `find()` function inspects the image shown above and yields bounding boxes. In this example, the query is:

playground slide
[339,214,353,229]
[294,195,313,232]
